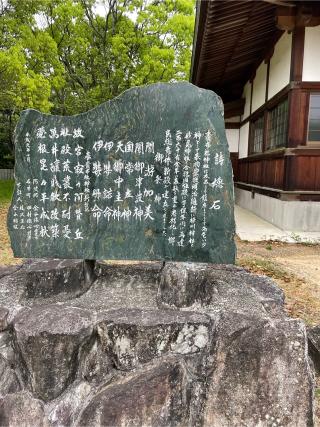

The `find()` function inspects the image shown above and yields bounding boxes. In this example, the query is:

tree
[0,0,195,165]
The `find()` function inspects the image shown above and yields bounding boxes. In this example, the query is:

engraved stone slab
[8,82,235,262]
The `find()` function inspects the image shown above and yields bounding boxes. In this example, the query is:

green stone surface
[8,82,236,263]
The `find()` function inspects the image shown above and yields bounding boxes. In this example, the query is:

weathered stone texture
[46,381,92,427]
[203,313,314,427]
[0,307,8,331]
[0,354,21,396]
[13,305,94,401]
[20,259,95,301]
[97,308,211,370]
[0,391,48,427]
[77,359,188,427]
[0,260,316,426]
[308,324,320,373]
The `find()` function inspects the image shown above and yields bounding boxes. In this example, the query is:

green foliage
[0,180,14,204]
[0,0,196,166]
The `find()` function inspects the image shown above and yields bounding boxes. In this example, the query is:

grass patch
[237,257,292,281]
[237,256,320,326]
[0,180,14,205]
[0,181,21,265]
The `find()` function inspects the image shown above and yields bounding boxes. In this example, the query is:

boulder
[0,391,48,427]
[18,259,96,301]
[71,262,161,314]
[0,355,21,396]
[77,358,188,427]
[0,265,22,280]
[13,304,94,401]
[0,273,26,324]
[97,308,211,370]
[78,333,114,384]
[0,260,97,325]
[0,307,8,331]
[203,313,314,427]
[0,331,15,366]
[158,262,208,307]
[308,324,320,373]
[159,263,285,318]
[0,260,315,426]
[46,381,92,427]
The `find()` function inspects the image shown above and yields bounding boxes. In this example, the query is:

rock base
[0,260,315,426]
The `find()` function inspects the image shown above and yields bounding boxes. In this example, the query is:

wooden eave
[190,0,284,103]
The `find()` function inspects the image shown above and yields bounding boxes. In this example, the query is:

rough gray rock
[0,391,48,427]
[77,358,188,427]
[0,331,16,367]
[19,259,96,300]
[0,260,96,324]
[0,265,22,280]
[159,262,285,317]
[203,312,314,427]
[46,381,93,427]
[13,304,94,401]
[0,354,21,396]
[78,333,114,385]
[308,324,320,373]
[71,262,160,314]
[97,308,212,370]
[0,307,8,331]
[0,260,315,426]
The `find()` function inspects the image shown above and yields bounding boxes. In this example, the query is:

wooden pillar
[287,88,309,148]
[287,25,307,149]
[290,26,305,82]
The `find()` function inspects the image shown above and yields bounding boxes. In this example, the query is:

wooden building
[191,0,320,232]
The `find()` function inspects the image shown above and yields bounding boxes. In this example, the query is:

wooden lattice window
[266,99,288,150]
[308,94,320,143]
[250,115,264,154]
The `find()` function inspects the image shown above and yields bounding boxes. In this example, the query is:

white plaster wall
[268,32,292,99]
[302,26,320,81]
[225,129,239,153]
[242,81,251,120]
[252,62,267,113]
[238,123,249,159]
[235,187,320,231]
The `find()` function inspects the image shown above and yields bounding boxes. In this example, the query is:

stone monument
[7,82,235,263]
[1,83,315,426]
